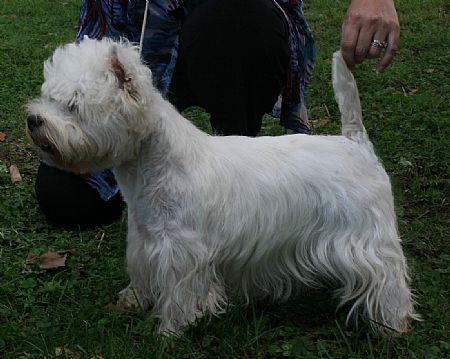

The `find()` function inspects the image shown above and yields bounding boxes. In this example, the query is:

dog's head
[26,37,154,173]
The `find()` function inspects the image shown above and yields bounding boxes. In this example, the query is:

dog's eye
[68,102,78,113]
[68,91,81,113]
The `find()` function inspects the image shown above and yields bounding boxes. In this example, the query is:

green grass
[1,0,449,358]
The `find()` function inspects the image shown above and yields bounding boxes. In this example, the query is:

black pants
[35,162,125,228]
[169,0,290,136]
[35,0,290,227]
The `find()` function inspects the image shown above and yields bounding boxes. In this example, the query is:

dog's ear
[110,45,129,90]
[109,44,141,102]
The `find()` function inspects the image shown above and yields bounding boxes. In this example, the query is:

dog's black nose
[27,114,43,132]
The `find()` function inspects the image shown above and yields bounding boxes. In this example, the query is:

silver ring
[371,40,388,49]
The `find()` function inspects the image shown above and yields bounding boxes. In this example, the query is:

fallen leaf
[402,86,419,95]
[324,57,332,64]
[26,249,76,270]
[104,301,139,313]
[104,302,122,312]
[54,347,63,356]
[310,116,330,128]
[9,164,22,183]
[424,68,436,74]
[55,347,81,358]
[0,131,5,141]
[399,157,413,168]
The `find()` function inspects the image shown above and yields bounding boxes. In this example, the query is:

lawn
[0,0,449,358]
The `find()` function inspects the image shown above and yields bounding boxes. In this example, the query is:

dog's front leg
[155,260,227,334]
[126,226,227,334]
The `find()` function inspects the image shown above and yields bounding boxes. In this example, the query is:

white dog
[27,38,418,335]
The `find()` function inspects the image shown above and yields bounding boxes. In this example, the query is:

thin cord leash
[139,0,150,56]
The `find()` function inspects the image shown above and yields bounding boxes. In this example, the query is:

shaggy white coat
[27,38,418,335]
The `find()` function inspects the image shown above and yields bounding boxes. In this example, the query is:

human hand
[340,0,400,72]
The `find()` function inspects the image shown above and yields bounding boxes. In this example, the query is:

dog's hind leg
[367,259,418,335]
[332,228,417,335]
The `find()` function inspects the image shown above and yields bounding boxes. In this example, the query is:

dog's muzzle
[26,114,54,153]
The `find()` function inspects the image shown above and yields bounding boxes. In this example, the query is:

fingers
[341,11,380,67]
[367,32,388,59]
[353,24,375,64]
[340,0,400,71]
[377,27,400,72]
[340,16,359,68]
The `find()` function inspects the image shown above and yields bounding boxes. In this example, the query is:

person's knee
[35,162,124,228]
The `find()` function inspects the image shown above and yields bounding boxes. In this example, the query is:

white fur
[27,38,418,335]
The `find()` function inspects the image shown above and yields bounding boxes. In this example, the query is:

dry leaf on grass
[26,249,76,270]
[9,164,22,183]
[310,116,330,128]
[53,346,102,359]
[0,131,5,141]
[402,86,419,95]
[104,300,139,313]
[54,347,81,358]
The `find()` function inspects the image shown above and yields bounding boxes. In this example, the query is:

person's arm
[340,0,400,72]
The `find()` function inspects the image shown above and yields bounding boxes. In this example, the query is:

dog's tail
[332,51,367,141]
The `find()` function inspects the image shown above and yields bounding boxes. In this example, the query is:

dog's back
[332,51,368,141]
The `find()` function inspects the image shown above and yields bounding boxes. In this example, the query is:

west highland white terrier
[27,38,418,335]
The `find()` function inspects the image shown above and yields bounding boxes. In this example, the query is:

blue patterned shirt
[76,0,315,131]
[75,0,315,200]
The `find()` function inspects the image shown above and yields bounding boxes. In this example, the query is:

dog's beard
[27,118,104,173]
